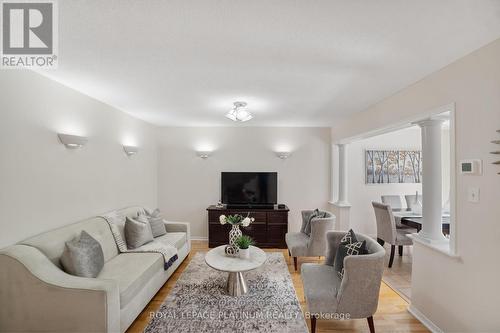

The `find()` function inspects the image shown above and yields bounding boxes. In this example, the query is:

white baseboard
[190,236,208,241]
[408,305,443,333]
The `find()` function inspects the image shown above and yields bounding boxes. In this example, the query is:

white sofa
[0,206,191,333]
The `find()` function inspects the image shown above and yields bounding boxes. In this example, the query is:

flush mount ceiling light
[123,145,139,156]
[58,133,88,149]
[225,101,253,122]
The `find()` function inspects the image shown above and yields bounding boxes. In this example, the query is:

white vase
[229,224,242,248]
[239,248,250,259]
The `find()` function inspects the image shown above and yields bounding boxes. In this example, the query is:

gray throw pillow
[143,209,167,238]
[125,216,154,249]
[60,231,104,278]
[145,208,161,218]
[139,212,166,238]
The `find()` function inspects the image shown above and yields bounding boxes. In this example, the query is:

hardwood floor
[382,244,413,302]
[127,241,429,333]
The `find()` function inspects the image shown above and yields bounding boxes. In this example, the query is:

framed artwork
[365,150,422,184]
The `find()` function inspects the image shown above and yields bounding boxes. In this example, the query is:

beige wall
[332,39,500,331]
[156,127,331,238]
[0,71,158,248]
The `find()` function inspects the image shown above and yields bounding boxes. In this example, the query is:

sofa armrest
[335,250,385,318]
[0,245,120,333]
[307,217,336,256]
[164,221,191,247]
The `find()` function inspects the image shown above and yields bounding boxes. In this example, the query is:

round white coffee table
[205,245,267,296]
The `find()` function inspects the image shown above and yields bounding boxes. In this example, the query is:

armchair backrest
[334,232,385,318]
[381,195,403,211]
[372,201,397,243]
[300,210,335,234]
[306,211,335,256]
[300,210,315,234]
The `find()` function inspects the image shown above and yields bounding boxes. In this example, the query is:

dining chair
[405,194,423,211]
[372,202,413,268]
[381,195,411,228]
[381,195,404,211]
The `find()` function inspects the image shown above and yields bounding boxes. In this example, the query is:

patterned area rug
[145,252,308,333]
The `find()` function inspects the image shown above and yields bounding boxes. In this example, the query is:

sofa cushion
[60,231,104,278]
[20,217,119,268]
[97,253,163,308]
[301,263,341,314]
[154,232,187,250]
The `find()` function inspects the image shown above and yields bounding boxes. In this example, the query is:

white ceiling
[42,0,500,127]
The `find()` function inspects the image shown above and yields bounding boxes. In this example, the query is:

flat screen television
[221,172,277,207]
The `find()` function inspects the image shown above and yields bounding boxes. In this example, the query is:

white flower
[250,217,255,222]
[242,217,251,227]
[219,215,227,225]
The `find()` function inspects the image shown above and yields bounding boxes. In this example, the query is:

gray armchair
[301,231,385,333]
[372,202,415,268]
[285,210,335,271]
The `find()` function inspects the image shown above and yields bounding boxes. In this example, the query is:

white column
[417,119,448,243]
[336,143,349,205]
[330,143,351,231]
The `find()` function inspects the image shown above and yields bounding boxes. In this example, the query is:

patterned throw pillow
[60,231,104,278]
[143,209,167,238]
[333,229,367,279]
[125,216,154,249]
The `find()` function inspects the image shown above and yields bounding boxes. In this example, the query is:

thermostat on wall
[459,159,482,175]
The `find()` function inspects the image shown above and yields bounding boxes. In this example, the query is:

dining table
[393,211,450,235]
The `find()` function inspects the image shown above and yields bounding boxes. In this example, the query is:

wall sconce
[197,151,211,159]
[276,151,291,159]
[58,133,88,149]
[123,145,139,156]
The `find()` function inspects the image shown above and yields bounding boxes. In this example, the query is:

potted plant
[219,214,254,248]
[235,235,254,259]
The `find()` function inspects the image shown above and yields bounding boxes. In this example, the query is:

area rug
[145,252,308,333]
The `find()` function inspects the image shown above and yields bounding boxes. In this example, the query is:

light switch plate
[467,187,480,203]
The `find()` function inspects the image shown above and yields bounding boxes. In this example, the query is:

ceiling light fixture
[225,101,253,122]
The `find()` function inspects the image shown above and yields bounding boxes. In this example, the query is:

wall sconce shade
[197,151,211,159]
[123,146,139,156]
[276,151,291,159]
[58,133,88,149]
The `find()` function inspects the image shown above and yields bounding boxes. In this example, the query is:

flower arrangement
[219,214,254,227]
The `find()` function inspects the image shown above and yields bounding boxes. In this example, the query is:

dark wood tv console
[207,205,289,248]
